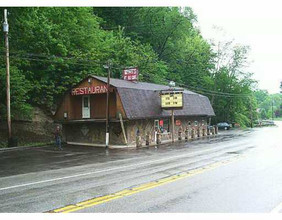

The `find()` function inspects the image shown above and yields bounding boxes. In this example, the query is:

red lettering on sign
[71,85,108,95]
[123,67,139,81]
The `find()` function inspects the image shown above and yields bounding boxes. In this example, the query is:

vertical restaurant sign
[71,85,108,95]
[123,67,139,81]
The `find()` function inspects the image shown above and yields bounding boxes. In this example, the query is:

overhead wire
[1,49,253,98]
[158,77,253,98]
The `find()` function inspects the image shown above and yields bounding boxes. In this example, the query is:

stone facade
[63,122,126,145]
[61,116,212,147]
[125,116,210,147]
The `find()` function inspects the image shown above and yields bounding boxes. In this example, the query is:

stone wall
[125,116,210,147]
[125,119,155,146]
[64,122,126,145]
[0,107,55,147]
[58,116,212,147]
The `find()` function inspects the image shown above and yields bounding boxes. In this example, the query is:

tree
[0,66,32,120]
[0,7,168,116]
[94,7,214,89]
[206,31,257,127]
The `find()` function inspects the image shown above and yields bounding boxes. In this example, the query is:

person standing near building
[54,125,63,150]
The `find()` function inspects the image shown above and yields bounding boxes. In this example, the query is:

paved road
[0,122,281,213]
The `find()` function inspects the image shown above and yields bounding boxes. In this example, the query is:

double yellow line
[48,155,242,213]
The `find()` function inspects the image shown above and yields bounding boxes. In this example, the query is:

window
[83,97,89,108]
[82,95,90,119]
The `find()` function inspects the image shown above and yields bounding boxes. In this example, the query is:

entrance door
[82,95,90,119]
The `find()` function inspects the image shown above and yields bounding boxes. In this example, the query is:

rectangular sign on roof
[123,67,139,81]
[160,91,183,109]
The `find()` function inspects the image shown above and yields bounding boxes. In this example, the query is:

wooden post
[119,113,128,145]
[145,131,150,146]
[171,109,175,142]
[136,132,141,148]
[3,9,12,143]
[178,127,182,141]
[105,60,111,147]
[185,128,188,141]
[157,132,161,145]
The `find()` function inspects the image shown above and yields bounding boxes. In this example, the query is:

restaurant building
[54,75,215,148]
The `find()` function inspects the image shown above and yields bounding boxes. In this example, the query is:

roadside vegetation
[255,90,282,121]
[0,7,281,127]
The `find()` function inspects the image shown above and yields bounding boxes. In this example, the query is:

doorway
[82,95,90,119]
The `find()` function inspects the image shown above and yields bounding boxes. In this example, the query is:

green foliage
[0,66,32,120]
[0,7,263,127]
[255,90,282,119]
[94,7,212,86]
[202,41,257,127]
[0,7,166,116]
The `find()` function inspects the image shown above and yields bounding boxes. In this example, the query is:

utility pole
[105,60,111,148]
[249,98,253,128]
[171,109,175,142]
[272,98,274,121]
[169,81,175,143]
[3,9,12,146]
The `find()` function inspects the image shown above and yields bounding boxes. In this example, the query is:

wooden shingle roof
[93,76,215,119]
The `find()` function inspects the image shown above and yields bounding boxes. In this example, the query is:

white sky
[3,0,282,93]
[187,0,282,94]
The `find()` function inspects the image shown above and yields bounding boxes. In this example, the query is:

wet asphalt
[0,123,281,213]
[0,130,247,178]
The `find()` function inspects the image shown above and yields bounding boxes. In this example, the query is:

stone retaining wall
[0,108,55,147]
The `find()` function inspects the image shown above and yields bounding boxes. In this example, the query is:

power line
[0,49,254,98]
[179,83,251,97]
[0,49,213,68]
[158,77,253,98]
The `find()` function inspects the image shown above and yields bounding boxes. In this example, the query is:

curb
[0,143,54,152]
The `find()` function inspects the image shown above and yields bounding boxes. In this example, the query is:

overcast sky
[187,0,282,94]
